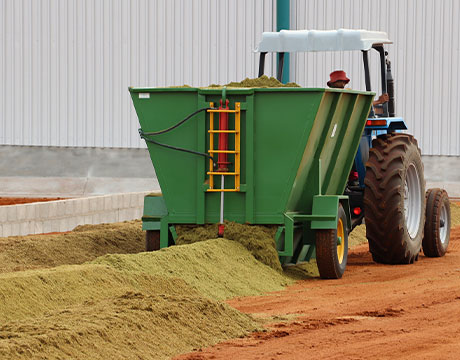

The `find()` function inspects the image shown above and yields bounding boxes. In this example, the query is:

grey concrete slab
[0,177,159,198]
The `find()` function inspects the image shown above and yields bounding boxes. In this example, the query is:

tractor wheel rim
[404,163,422,239]
[337,218,345,264]
[440,202,449,245]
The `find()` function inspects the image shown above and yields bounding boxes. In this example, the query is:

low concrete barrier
[0,191,156,237]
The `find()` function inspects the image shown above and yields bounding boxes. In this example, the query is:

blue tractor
[257,29,451,276]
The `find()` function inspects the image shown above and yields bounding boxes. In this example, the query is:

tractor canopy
[256,29,392,53]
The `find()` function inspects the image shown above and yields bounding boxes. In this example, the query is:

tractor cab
[256,29,406,130]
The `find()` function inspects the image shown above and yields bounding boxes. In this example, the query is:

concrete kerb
[0,191,159,238]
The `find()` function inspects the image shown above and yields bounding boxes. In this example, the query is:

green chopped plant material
[0,287,257,360]
[93,239,291,301]
[283,260,320,280]
[175,222,282,272]
[0,264,193,323]
[451,202,460,227]
[348,224,368,248]
[206,75,301,88]
[0,221,144,273]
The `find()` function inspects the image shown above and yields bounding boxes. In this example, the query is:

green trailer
[129,86,374,278]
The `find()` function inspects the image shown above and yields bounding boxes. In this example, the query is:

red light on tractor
[366,119,387,126]
[348,171,358,181]
[353,207,362,216]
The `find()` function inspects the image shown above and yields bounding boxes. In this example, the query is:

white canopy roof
[256,29,392,52]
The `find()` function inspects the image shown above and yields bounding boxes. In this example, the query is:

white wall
[290,0,460,156]
[1,0,459,155]
[0,0,276,148]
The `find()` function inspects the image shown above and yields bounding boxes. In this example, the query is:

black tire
[423,188,451,257]
[145,230,160,251]
[364,133,425,264]
[316,204,348,279]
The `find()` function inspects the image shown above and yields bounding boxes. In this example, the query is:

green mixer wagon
[129,86,374,279]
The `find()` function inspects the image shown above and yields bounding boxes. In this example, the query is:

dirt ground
[0,197,65,206]
[176,225,460,360]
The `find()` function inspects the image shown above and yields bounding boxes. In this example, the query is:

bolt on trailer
[129,29,450,279]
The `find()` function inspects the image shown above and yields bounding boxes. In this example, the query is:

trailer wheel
[422,188,451,257]
[316,204,348,279]
[145,230,160,251]
[364,133,425,264]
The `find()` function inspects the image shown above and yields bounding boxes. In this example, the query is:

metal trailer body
[129,86,374,265]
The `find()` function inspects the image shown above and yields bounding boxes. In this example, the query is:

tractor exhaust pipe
[386,54,395,117]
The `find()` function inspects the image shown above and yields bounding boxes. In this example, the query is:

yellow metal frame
[207,102,241,192]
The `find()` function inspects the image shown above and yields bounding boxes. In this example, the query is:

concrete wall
[0,192,151,237]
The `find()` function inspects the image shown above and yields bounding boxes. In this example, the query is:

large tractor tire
[364,133,425,264]
[316,204,348,279]
[422,188,451,257]
[145,230,160,251]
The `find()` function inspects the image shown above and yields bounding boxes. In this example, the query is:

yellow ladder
[206,102,241,192]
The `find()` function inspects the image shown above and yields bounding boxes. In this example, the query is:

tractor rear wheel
[145,230,160,251]
[364,133,425,264]
[422,188,451,257]
[316,204,348,279]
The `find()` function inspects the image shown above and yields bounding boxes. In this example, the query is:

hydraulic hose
[141,107,211,135]
[138,107,217,168]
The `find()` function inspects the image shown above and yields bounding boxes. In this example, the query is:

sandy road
[177,226,460,360]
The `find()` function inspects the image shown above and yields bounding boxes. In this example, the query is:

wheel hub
[404,163,422,239]
[439,202,449,245]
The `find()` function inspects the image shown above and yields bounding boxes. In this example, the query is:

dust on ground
[0,220,144,273]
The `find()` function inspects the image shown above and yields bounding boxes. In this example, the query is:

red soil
[0,197,66,206]
[177,226,460,360]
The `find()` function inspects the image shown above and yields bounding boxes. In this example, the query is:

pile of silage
[206,75,301,88]
[0,237,298,359]
[0,264,194,322]
[0,220,144,273]
[176,222,283,272]
[94,238,291,300]
[348,224,368,248]
[0,270,257,360]
[451,202,460,227]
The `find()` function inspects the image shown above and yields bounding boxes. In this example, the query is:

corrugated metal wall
[290,0,460,156]
[1,0,459,155]
[0,0,276,148]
